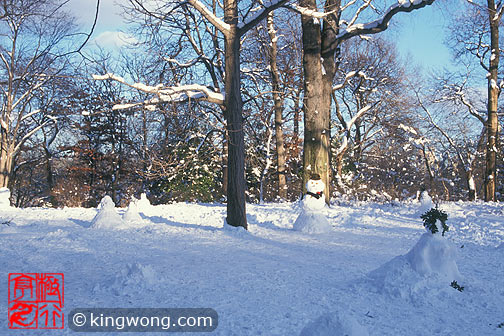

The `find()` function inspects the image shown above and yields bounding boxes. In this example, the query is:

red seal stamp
[8,273,64,329]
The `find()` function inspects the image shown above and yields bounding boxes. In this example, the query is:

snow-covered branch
[238,0,290,35]
[333,71,374,91]
[93,73,225,107]
[334,103,373,156]
[164,57,201,68]
[287,4,337,19]
[184,0,231,35]
[495,1,504,21]
[323,0,435,53]
[20,109,41,122]
[417,92,467,167]
[12,116,57,156]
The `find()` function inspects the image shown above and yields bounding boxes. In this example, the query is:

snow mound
[91,196,124,229]
[417,190,433,216]
[136,193,153,213]
[367,232,461,301]
[223,218,250,237]
[96,262,160,296]
[293,211,332,234]
[0,187,11,208]
[121,197,149,228]
[300,311,368,336]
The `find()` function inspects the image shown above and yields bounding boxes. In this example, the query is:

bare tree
[102,0,291,228]
[291,0,435,202]
[0,0,98,191]
[447,0,503,201]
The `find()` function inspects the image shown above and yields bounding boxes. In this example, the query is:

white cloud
[92,31,138,49]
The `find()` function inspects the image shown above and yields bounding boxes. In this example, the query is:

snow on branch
[238,0,290,35]
[323,0,435,53]
[333,71,373,91]
[495,2,504,22]
[13,116,58,156]
[184,0,231,35]
[93,73,224,107]
[288,4,337,18]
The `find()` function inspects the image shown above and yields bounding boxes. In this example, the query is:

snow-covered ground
[1,199,504,335]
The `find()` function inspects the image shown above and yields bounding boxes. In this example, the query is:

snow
[300,311,369,336]
[0,187,11,209]
[417,190,433,216]
[90,196,124,229]
[293,178,332,234]
[136,193,153,214]
[2,200,504,335]
[406,232,461,282]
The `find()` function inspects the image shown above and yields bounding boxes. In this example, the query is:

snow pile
[0,187,11,209]
[417,190,433,216]
[121,197,149,228]
[367,216,461,301]
[293,177,332,234]
[300,311,369,336]
[406,232,460,281]
[95,262,160,296]
[90,196,124,229]
[136,193,153,213]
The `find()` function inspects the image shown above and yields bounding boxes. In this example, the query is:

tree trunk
[467,169,476,201]
[267,13,287,200]
[222,132,228,197]
[485,0,499,202]
[224,0,247,229]
[0,144,13,188]
[44,146,57,207]
[300,0,339,203]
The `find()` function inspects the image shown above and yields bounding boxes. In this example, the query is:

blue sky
[66,0,452,71]
[388,2,453,72]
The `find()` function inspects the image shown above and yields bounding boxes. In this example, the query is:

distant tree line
[1,0,502,218]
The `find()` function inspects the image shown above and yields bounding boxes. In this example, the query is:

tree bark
[300,0,339,203]
[485,0,499,202]
[224,0,247,229]
[0,144,13,188]
[267,13,287,200]
[222,132,228,196]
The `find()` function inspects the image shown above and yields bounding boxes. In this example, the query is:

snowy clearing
[1,200,504,335]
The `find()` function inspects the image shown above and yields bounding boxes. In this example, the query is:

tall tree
[293,0,435,202]
[0,0,97,190]
[447,0,503,201]
[104,0,290,228]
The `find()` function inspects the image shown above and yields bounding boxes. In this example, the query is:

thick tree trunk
[224,0,247,229]
[485,0,499,202]
[267,13,287,200]
[0,144,13,188]
[300,0,339,203]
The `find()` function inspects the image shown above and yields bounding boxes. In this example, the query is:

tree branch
[238,0,290,36]
[323,0,436,54]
